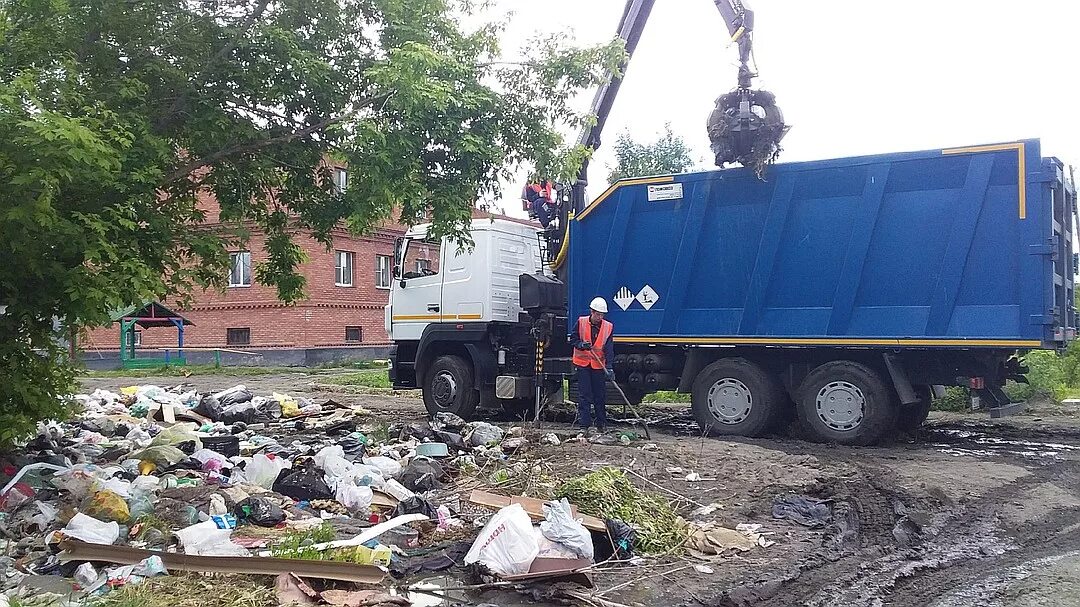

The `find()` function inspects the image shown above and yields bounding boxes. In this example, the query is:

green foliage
[607,123,696,182]
[932,347,1080,412]
[557,466,687,554]
[643,390,690,403]
[0,0,623,444]
[268,522,337,560]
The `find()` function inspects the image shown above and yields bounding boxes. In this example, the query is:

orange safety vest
[572,316,613,369]
[528,181,555,201]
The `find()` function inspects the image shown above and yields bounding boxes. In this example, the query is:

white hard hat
[589,297,608,314]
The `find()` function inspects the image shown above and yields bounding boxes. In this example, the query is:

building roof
[110,301,194,328]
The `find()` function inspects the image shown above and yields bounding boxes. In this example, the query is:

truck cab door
[388,236,443,341]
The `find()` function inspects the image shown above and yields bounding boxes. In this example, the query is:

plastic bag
[234,497,285,527]
[362,456,402,478]
[315,446,382,490]
[245,454,290,489]
[30,500,59,530]
[215,385,253,408]
[465,422,505,447]
[175,520,248,556]
[194,395,223,421]
[335,484,373,514]
[606,519,636,560]
[192,449,228,472]
[62,512,120,544]
[397,459,444,493]
[150,423,202,450]
[221,403,257,425]
[126,427,153,449]
[464,503,539,576]
[52,464,111,500]
[83,490,131,523]
[540,498,594,560]
[132,445,186,468]
[128,489,155,520]
[273,462,333,501]
[99,477,133,498]
[281,400,301,418]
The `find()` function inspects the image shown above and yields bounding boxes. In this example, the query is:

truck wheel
[423,355,480,419]
[691,358,784,437]
[797,361,898,445]
[897,385,933,433]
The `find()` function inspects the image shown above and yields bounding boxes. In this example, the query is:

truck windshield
[401,238,441,280]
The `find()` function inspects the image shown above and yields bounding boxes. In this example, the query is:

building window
[229,251,251,287]
[226,327,250,346]
[335,250,354,287]
[375,254,391,289]
[131,330,142,347]
[333,168,348,193]
[345,326,363,342]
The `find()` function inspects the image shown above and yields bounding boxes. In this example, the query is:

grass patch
[320,369,391,389]
[557,467,687,554]
[93,573,276,607]
[82,364,305,378]
[642,390,690,404]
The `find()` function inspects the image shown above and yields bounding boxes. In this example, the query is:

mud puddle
[920,426,1080,459]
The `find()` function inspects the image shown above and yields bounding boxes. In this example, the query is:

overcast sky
[477,0,1079,215]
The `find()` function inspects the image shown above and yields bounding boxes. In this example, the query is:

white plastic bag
[175,520,249,556]
[315,446,382,490]
[335,484,373,514]
[62,513,120,545]
[246,454,290,489]
[540,498,594,560]
[361,456,401,478]
[464,503,539,576]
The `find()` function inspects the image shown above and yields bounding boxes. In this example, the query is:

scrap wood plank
[468,489,606,532]
[59,540,385,584]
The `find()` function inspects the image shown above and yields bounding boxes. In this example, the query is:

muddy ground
[83,372,1080,607]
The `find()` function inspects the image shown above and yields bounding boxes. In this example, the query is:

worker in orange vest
[570,297,615,434]
[522,178,557,229]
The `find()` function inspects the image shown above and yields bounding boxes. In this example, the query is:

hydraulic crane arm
[567,0,785,215]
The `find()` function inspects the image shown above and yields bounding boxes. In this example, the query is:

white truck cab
[386,216,549,418]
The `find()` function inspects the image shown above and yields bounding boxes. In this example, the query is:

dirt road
[83,372,1080,606]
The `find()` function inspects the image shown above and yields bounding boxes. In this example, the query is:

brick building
[83,172,445,366]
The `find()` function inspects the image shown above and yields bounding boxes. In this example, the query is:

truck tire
[423,355,480,419]
[691,358,784,437]
[796,361,898,445]
[897,385,933,433]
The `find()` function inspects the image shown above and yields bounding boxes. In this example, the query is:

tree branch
[159,93,391,185]
[152,0,273,134]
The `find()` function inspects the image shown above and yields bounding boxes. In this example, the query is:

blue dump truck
[388,139,1077,444]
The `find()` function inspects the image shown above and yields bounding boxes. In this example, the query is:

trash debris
[234,497,285,527]
[694,564,714,574]
[540,498,594,560]
[464,503,540,576]
[59,512,120,545]
[772,494,832,528]
[540,433,561,446]
[465,422,505,447]
[687,522,764,555]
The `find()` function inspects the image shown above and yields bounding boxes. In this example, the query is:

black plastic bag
[221,402,258,425]
[606,519,636,560]
[397,459,445,493]
[234,496,285,527]
[194,395,223,421]
[273,462,333,501]
[391,496,439,519]
[433,430,467,451]
[219,388,253,408]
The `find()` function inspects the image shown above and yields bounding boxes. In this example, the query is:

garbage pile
[0,383,639,605]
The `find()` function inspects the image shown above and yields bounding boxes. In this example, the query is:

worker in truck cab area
[571,297,616,434]
[521,178,557,229]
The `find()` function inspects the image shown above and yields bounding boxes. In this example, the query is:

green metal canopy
[111,301,192,369]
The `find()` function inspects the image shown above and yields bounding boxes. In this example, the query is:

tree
[607,124,696,183]
[0,0,624,444]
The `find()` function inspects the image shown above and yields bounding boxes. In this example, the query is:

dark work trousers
[576,365,608,429]
[531,198,552,228]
